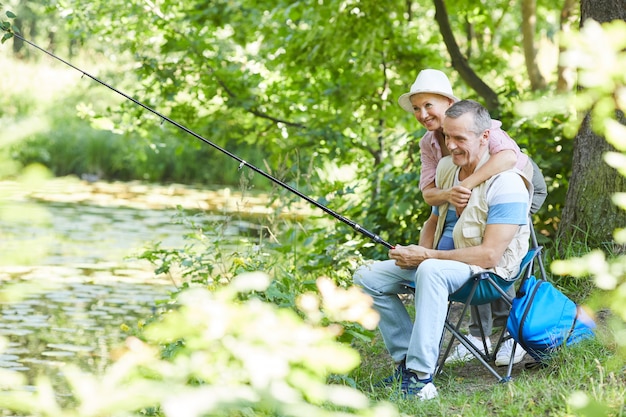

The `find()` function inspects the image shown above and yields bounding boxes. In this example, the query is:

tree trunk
[521,0,546,90]
[557,0,578,93]
[558,113,626,247]
[581,0,626,23]
[557,0,626,249]
[432,0,500,113]
[464,16,474,59]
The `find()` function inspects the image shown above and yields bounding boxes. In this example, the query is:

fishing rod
[5,30,394,249]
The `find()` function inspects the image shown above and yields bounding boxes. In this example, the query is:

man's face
[409,93,454,132]
[442,113,488,169]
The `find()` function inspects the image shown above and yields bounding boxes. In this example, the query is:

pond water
[0,178,277,393]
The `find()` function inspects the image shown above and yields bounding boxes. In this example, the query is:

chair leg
[505,341,518,378]
[441,322,507,381]
[436,285,514,383]
[530,221,547,280]
[472,305,493,359]
[435,264,535,384]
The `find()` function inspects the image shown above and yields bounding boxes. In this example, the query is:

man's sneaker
[495,338,526,366]
[376,360,406,387]
[400,371,438,400]
[444,334,491,364]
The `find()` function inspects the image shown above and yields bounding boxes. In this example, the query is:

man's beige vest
[432,151,532,279]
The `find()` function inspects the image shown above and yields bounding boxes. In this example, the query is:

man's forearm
[423,246,501,269]
[422,223,520,269]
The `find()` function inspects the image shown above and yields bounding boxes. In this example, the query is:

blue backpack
[506,275,596,362]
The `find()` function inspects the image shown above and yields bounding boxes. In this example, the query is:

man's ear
[481,129,490,144]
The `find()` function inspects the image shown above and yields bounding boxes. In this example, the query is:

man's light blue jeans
[354,258,472,375]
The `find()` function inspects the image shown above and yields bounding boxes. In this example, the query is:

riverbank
[0,176,314,218]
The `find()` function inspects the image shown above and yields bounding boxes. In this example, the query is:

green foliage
[3,0,571,250]
[138,207,280,289]
[0,6,15,43]
[0,273,397,417]
[137,207,377,346]
[540,20,626,417]
[7,84,274,186]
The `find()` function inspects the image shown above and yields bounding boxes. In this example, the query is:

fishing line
[5,30,394,249]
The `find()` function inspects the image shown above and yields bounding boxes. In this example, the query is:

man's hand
[389,244,430,269]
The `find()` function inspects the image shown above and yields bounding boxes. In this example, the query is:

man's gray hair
[444,99,491,135]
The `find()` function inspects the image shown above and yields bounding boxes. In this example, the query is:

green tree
[3,0,573,251]
[433,0,500,111]
[556,0,626,249]
[521,0,547,90]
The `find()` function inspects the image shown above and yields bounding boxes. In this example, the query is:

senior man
[353,100,531,400]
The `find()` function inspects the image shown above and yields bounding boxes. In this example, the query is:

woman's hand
[447,185,472,208]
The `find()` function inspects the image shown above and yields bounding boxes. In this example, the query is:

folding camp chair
[401,244,542,382]
[434,245,543,382]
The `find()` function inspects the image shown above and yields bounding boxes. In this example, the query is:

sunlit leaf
[1,31,12,44]
[603,121,626,151]
[551,250,607,277]
[568,391,613,417]
[613,227,626,243]
[611,193,626,211]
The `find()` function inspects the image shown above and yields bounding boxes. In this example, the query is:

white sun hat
[397,69,460,113]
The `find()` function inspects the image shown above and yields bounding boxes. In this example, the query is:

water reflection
[0,201,190,265]
[0,181,266,393]
[0,268,172,388]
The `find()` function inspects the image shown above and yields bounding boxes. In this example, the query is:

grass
[348,318,625,416]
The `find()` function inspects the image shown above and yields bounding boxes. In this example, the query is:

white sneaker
[417,382,438,400]
[445,334,491,364]
[400,372,438,400]
[495,338,526,366]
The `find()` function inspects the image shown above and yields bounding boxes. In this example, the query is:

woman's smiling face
[409,93,455,132]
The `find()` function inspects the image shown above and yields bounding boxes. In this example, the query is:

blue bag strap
[514,246,543,297]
